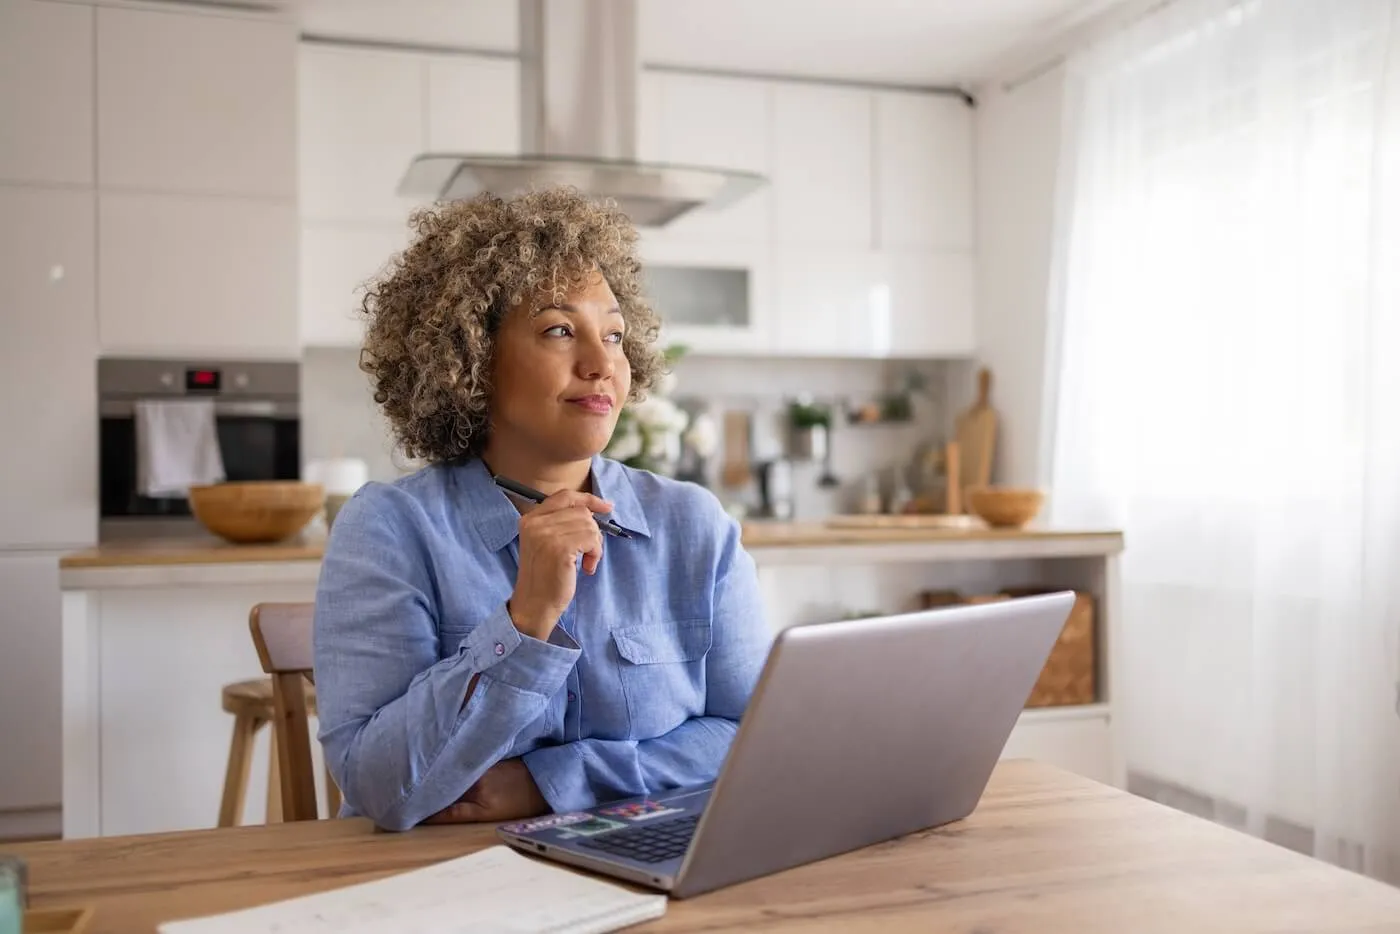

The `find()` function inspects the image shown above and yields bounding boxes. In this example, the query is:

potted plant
[786,397,831,462]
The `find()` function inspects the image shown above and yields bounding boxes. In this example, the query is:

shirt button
[567,691,577,703]
[494,642,505,656]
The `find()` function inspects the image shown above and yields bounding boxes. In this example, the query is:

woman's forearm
[521,715,740,813]
[319,604,580,831]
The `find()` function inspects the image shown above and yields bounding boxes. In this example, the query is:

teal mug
[0,856,23,934]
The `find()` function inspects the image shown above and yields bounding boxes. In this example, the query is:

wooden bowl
[965,486,1045,528]
[188,481,325,544]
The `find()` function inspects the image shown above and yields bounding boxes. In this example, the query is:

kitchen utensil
[817,422,839,488]
[965,486,1044,528]
[888,467,912,514]
[954,367,998,494]
[720,410,752,489]
[187,481,325,544]
[945,440,962,514]
[755,459,794,519]
[858,474,882,513]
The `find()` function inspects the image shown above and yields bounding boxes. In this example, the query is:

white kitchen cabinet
[0,186,97,550]
[883,249,977,357]
[771,84,872,247]
[96,5,296,198]
[0,1,94,186]
[0,552,64,821]
[650,73,772,244]
[640,236,773,355]
[766,87,976,359]
[99,193,298,358]
[637,72,664,165]
[425,54,521,155]
[874,91,974,250]
[299,44,426,223]
[770,248,974,359]
[300,223,410,347]
[772,247,887,357]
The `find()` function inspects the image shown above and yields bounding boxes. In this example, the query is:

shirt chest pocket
[611,621,712,739]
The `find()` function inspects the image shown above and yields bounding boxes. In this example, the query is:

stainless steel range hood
[396,0,765,227]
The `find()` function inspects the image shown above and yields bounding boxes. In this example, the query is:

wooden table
[13,761,1400,933]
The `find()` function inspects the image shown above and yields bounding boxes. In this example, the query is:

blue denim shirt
[312,455,772,831]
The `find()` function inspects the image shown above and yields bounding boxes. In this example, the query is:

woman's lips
[567,394,614,414]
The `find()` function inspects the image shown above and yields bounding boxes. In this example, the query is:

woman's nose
[576,336,616,381]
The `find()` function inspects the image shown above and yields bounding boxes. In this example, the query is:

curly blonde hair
[358,187,664,464]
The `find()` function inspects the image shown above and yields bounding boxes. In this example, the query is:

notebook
[157,845,667,934]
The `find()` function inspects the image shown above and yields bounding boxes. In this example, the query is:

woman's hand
[509,490,611,641]
[422,759,549,824]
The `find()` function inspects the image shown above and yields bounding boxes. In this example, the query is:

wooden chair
[217,675,318,826]
[238,602,341,823]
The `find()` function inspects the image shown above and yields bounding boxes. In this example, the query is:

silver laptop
[498,591,1075,899]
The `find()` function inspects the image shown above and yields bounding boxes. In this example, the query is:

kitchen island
[58,522,1124,839]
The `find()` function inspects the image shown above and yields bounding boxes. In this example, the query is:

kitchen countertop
[60,523,1123,570]
[60,536,326,569]
[739,520,1121,548]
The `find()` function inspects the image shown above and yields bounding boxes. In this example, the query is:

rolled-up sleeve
[312,486,579,831]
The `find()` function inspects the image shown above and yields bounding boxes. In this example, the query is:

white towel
[134,399,226,498]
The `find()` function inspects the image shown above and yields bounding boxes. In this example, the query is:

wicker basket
[919,587,1096,708]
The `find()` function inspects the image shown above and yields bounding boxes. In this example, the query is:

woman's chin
[549,428,616,463]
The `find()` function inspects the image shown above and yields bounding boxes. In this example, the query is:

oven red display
[184,368,221,391]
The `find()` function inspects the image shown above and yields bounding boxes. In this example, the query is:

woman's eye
[606,331,624,344]
[543,324,571,338]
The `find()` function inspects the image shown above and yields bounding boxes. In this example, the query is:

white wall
[972,67,1068,488]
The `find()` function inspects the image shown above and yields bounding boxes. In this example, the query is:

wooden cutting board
[953,367,998,501]
[825,514,985,530]
[720,409,752,488]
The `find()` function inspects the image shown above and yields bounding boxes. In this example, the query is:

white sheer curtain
[1045,0,1400,882]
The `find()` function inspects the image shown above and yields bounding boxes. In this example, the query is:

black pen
[492,474,633,539]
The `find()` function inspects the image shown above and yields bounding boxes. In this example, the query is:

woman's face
[488,272,632,466]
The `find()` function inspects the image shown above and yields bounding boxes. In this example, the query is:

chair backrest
[249,602,320,822]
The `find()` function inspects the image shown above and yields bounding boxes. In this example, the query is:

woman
[312,186,772,832]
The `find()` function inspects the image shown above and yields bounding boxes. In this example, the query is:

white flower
[607,426,643,462]
[631,396,687,432]
[683,412,719,459]
[644,426,682,464]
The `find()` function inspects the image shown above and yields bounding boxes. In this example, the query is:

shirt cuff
[464,604,580,696]
[522,741,587,813]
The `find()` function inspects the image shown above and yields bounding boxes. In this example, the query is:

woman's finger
[529,489,613,517]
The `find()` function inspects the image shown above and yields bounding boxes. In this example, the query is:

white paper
[158,846,667,934]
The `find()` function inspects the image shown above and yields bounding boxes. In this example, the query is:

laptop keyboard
[577,814,700,863]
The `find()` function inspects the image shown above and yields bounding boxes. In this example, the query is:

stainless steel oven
[98,357,301,540]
